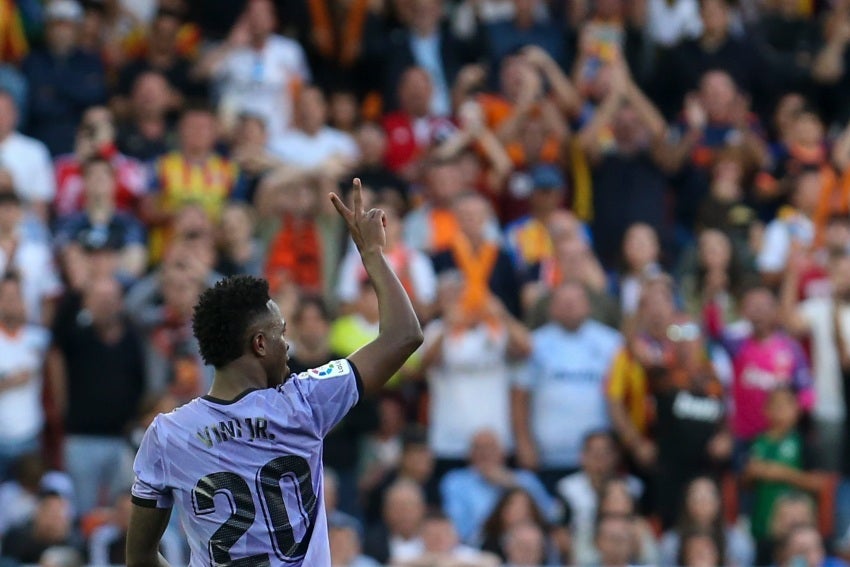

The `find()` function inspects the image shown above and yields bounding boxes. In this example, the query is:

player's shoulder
[295,358,354,381]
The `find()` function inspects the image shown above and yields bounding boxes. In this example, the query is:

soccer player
[125,179,424,567]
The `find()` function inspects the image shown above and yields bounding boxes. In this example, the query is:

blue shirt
[440,466,555,544]
[409,33,451,117]
[516,321,622,469]
[484,20,566,78]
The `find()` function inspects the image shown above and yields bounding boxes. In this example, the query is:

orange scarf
[265,215,322,293]
[308,0,369,67]
[451,236,499,317]
[429,208,459,253]
[813,165,842,247]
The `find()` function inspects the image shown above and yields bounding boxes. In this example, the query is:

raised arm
[330,179,424,395]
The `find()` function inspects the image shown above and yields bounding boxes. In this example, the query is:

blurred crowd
[4,0,850,565]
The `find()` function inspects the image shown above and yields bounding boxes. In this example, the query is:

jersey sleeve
[131,417,174,509]
[282,358,363,438]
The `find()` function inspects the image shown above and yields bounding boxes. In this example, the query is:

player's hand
[330,178,386,254]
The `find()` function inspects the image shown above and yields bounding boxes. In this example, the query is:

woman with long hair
[478,488,550,560]
[660,476,754,567]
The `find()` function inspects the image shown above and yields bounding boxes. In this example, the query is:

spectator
[659,476,755,567]
[654,0,771,118]
[595,478,659,565]
[717,285,813,452]
[363,427,438,528]
[677,529,724,567]
[512,282,621,489]
[615,222,662,316]
[775,523,848,567]
[382,67,456,179]
[753,0,820,95]
[330,520,382,567]
[115,71,174,161]
[593,514,635,567]
[522,216,617,328]
[483,0,565,71]
[0,453,45,532]
[646,0,702,48]
[270,86,359,172]
[745,387,823,558]
[757,170,821,282]
[144,266,208,400]
[0,274,50,479]
[500,521,548,567]
[0,191,63,325]
[363,479,426,564]
[504,164,567,272]
[557,430,643,567]
[1,492,82,564]
[782,251,850,471]
[141,105,237,265]
[763,493,819,562]
[395,512,501,567]
[55,156,148,284]
[479,488,550,560]
[262,174,341,297]
[383,0,479,117]
[53,106,148,220]
[579,60,669,268]
[680,229,750,328]
[0,90,56,221]
[659,71,769,239]
[113,5,202,114]
[349,123,409,209]
[195,0,311,139]
[440,429,554,544]
[421,273,530,470]
[431,192,521,316]
[49,276,144,515]
[228,113,280,205]
[214,202,263,277]
[21,0,107,156]
[403,156,468,255]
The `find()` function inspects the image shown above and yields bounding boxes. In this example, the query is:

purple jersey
[131,359,362,566]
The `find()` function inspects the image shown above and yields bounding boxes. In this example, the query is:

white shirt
[800,297,849,421]
[270,126,359,169]
[0,132,56,204]
[515,321,622,469]
[0,238,63,324]
[389,535,425,562]
[214,35,311,138]
[0,325,50,442]
[757,212,814,274]
[647,0,703,47]
[557,472,643,566]
[335,245,437,306]
[424,320,514,458]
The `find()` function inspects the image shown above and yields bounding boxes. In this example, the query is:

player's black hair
[192,275,272,368]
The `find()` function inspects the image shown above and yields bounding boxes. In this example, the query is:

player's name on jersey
[195,416,274,448]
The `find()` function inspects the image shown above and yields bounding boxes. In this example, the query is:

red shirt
[53,144,148,218]
[382,111,455,173]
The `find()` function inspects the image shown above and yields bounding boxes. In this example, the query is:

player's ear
[251,332,266,357]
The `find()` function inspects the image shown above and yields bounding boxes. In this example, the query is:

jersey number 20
[192,455,317,566]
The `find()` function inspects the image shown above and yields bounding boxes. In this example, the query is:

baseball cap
[530,164,565,191]
[45,0,84,22]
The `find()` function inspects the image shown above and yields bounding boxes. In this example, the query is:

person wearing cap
[21,0,107,155]
[505,164,588,273]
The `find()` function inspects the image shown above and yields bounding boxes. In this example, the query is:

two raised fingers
[329,178,364,222]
